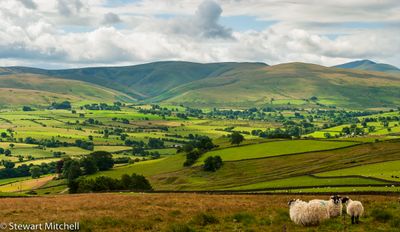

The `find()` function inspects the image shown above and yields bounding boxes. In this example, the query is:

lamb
[288,199,330,226]
[342,196,364,224]
[309,195,342,218]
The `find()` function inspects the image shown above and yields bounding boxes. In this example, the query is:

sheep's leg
[351,216,355,224]
[356,216,359,224]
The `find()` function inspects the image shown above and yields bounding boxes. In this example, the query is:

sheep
[342,196,364,224]
[288,199,330,226]
[288,199,308,225]
[309,195,342,218]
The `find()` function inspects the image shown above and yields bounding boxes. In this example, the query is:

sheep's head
[330,195,342,204]
[288,199,297,206]
[342,196,350,204]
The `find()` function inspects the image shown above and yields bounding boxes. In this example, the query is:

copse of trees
[183,136,215,166]
[230,132,244,145]
[61,151,115,183]
[0,161,56,179]
[203,156,223,172]
[68,173,152,193]
[50,101,72,110]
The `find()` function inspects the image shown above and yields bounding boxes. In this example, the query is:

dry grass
[0,193,399,231]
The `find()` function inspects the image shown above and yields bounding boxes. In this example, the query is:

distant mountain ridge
[334,60,400,74]
[2,60,400,109]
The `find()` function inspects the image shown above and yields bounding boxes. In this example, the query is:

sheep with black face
[309,195,343,218]
[342,196,364,224]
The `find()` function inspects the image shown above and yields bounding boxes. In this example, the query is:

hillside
[0,73,135,106]
[334,60,400,74]
[3,61,400,108]
[157,63,400,108]
[6,62,267,99]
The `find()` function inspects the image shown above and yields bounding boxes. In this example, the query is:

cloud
[56,0,85,16]
[16,0,37,9]
[101,12,122,25]
[143,0,232,39]
[0,0,399,68]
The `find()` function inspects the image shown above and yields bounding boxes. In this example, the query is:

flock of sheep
[288,195,364,226]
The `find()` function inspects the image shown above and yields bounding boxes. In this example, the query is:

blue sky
[0,0,399,68]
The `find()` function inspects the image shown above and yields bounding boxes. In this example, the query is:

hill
[157,62,400,108]
[6,62,267,99]
[3,61,400,109]
[0,72,135,106]
[334,60,400,74]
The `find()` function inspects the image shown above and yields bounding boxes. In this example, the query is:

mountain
[334,60,400,74]
[6,62,267,99]
[2,61,400,109]
[155,62,400,108]
[0,71,135,107]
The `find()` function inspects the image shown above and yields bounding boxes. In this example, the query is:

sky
[0,0,399,69]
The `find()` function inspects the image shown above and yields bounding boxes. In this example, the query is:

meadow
[0,193,398,231]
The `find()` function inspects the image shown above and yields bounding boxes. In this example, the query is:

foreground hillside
[3,61,400,109]
[0,193,398,231]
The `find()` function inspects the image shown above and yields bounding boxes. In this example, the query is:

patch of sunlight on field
[316,160,400,181]
[0,175,55,192]
[90,154,186,178]
[196,140,358,163]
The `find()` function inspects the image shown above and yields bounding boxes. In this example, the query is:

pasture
[0,193,398,231]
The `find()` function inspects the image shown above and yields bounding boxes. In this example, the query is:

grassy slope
[196,140,358,163]
[150,141,400,190]
[6,62,267,99]
[6,62,400,108]
[160,63,400,108]
[0,73,135,106]
[0,193,398,231]
[316,160,400,181]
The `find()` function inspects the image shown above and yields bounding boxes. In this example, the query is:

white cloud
[0,0,399,68]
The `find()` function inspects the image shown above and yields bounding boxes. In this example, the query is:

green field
[316,160,400,181]
[196,140,358,163]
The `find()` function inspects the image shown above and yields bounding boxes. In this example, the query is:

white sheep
[342,197,364,224]
[288,199,330,226]
[309,195,342,218]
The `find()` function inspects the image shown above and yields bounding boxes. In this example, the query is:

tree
[230,132,244,145]
[9,143,15,149]
[148,138,164,149]
[0,132,7,138]
[3,160,15,169]
[90,151,114,171]
[62,159,82,181]
[203,156,223,172]
[80,156,98,175]
[30,166,42,178]
[4,149,11,156]
[0,148,4,154]
[22,106,33,111]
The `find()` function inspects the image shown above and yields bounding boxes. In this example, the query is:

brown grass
[0,193,399,231]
